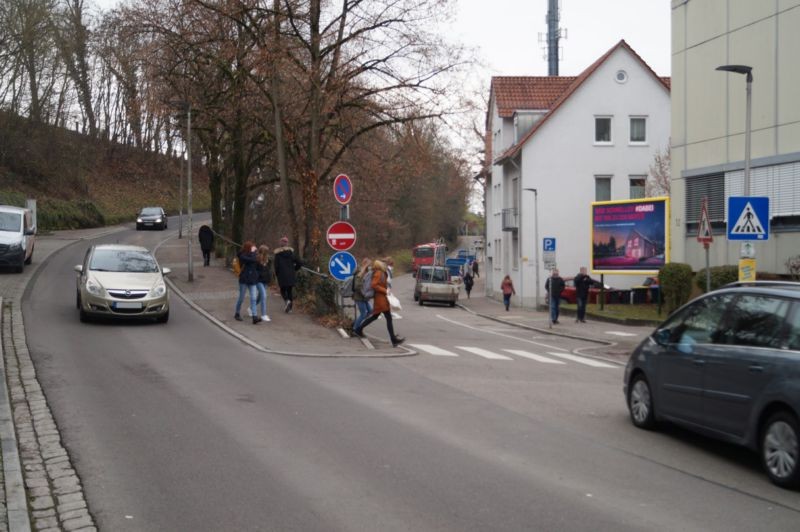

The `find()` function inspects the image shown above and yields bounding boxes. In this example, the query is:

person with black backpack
[351,258,372,335]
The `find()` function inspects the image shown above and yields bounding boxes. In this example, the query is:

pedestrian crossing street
[408,344,618,368]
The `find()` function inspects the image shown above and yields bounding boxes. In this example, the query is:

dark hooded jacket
[273,246,303,287]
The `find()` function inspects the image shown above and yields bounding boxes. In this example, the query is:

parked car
[560,278,613,304]
[136,207,167,230]
[0,205,36,272]
[75,244,171,323]
[414,265,458,307]
[624,281,800,489]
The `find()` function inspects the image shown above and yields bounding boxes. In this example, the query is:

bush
[659,263,693,313]
[37,198,105,230]
[295,269,338,317]
[695,265,738,292]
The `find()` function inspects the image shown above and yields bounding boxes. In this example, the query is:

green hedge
[37,198,105,230]
[695,265,738,292]
[659,263,693,313]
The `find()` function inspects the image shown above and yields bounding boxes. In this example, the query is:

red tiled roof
[494,40,670,164]
[491,77,577,118]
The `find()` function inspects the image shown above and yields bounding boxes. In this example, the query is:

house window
[629,176,646,199]
[685,173,724,226]
[595,176,612,201]
[595,117,612,143]
[630,117,647,143]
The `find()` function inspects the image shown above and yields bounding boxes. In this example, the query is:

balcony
[502,208,518,232]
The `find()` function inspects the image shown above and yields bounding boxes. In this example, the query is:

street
[19,221,800,531]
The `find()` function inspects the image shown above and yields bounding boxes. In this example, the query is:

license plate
[114,301,142,309]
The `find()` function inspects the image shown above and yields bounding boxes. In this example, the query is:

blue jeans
[235,283,258,316]
[256,282,268,316]
[503,294,511,310]
[576,296,587,321]
[550,296,561,322]
[353,300,372,331]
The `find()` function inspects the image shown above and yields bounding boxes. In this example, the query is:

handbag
[387,292,402,311]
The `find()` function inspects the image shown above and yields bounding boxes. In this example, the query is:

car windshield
[140,208,162,216]
[0,212,22,232]
[419,268,448,282]
[90,249,159,273]
[414,247,434,258]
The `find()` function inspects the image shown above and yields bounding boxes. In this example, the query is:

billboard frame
[590,197,670,275]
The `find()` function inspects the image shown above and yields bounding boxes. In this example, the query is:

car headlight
[155,218,162,223]
[86,277,103,296]
[8,243,22,251]
[137,217,143,223]
[149,281,167,298]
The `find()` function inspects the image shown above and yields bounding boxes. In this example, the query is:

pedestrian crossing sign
[727,196,769,241]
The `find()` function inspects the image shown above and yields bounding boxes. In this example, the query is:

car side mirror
[74,265,83,273]
[25,227,36,236]
[653,328,671,346]
[162,267,172,275]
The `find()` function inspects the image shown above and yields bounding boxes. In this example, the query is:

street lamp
[716,65,753,194]
[170,100,194,282]
[523,188,539,309]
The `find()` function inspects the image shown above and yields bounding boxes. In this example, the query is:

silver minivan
[0,205,36,272]
[624,282,800,489]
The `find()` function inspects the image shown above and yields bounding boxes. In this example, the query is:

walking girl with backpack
[351,258,372,335]
[353,259,405,347]
[234,241,261,323]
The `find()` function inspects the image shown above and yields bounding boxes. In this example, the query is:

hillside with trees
[0,0,477,265]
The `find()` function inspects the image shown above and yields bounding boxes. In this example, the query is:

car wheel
[15,261,23,273]
[413,293,419,302]
[79,307,89,323]
[449,301,455,307]
[157,310,169,324]
[418,298,424,306]
[628,374,656,429]
[25,245,33,265]
[76,291,81,310]
[136,224,142,230]
[761,411,800,489]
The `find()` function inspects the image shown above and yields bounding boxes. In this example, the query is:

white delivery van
[0,205,36,272]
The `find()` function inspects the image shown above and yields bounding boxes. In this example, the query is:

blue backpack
[361,269,375,299]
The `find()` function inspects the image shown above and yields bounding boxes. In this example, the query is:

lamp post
[170,100,194,282]
[716,65,753,194]
[524,188,539,309]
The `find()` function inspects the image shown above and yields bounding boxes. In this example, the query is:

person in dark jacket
[273,236,303,313]
[235,241,261,324]
[573,266,596,323]
[198,225,214,266]
[545,269,566,325]
[463,270,474,298]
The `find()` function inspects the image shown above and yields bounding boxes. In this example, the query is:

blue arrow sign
[727,196,769,241]
[328,251,357,281]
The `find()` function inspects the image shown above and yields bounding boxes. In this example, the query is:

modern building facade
[671,0,800,273]
[484,40,670,307]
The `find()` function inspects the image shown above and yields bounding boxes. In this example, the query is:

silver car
[624,282,800,489]
[75,244,170,323]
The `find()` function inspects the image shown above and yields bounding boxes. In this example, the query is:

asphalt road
[22,222,800,531]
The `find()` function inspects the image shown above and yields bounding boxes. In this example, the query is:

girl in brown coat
[353,259,405,347]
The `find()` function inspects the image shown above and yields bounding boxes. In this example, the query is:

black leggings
[359,310,396,341]
[280,285,294,302]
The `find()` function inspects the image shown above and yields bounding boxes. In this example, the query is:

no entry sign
[326,221,356,251]
[333,174,353,205]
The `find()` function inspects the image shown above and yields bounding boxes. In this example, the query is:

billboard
[591,197,670,274]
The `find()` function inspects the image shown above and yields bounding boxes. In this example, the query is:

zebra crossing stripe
[455,346,513,360]
[503,350,565,364]
[409,344,459,357]
[546,352,616,368]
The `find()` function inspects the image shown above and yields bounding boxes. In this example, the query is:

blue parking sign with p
[543,238,556,252]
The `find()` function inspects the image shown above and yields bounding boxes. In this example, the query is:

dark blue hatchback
[624,281,800,489]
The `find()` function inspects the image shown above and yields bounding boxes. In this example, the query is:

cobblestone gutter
[2,301,96,532]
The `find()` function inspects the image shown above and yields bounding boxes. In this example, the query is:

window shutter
[686,173,724,223]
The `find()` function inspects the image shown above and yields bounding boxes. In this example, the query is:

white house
[484,40,671,307]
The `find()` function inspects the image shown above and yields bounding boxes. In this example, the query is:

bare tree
[647,145,670,197]
[54,0,96,136]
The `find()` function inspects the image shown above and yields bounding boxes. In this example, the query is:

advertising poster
[591,197,669,274]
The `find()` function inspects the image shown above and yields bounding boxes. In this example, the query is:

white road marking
[546,352,617,368]
[456,346,513,360]
[605,331,637,337]
[409,344,459,357]
[435,314,568,352]
[503,350,565,364]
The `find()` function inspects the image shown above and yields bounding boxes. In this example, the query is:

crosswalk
[409,344,617,368]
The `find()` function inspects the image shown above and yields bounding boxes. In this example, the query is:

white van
[0,206,36,272]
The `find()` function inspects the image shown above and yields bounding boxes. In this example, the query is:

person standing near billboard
[545,269,566,325]
[573,266,597,323]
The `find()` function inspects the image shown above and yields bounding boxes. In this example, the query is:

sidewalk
[153,232,413,358]
[456,272,655,359]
